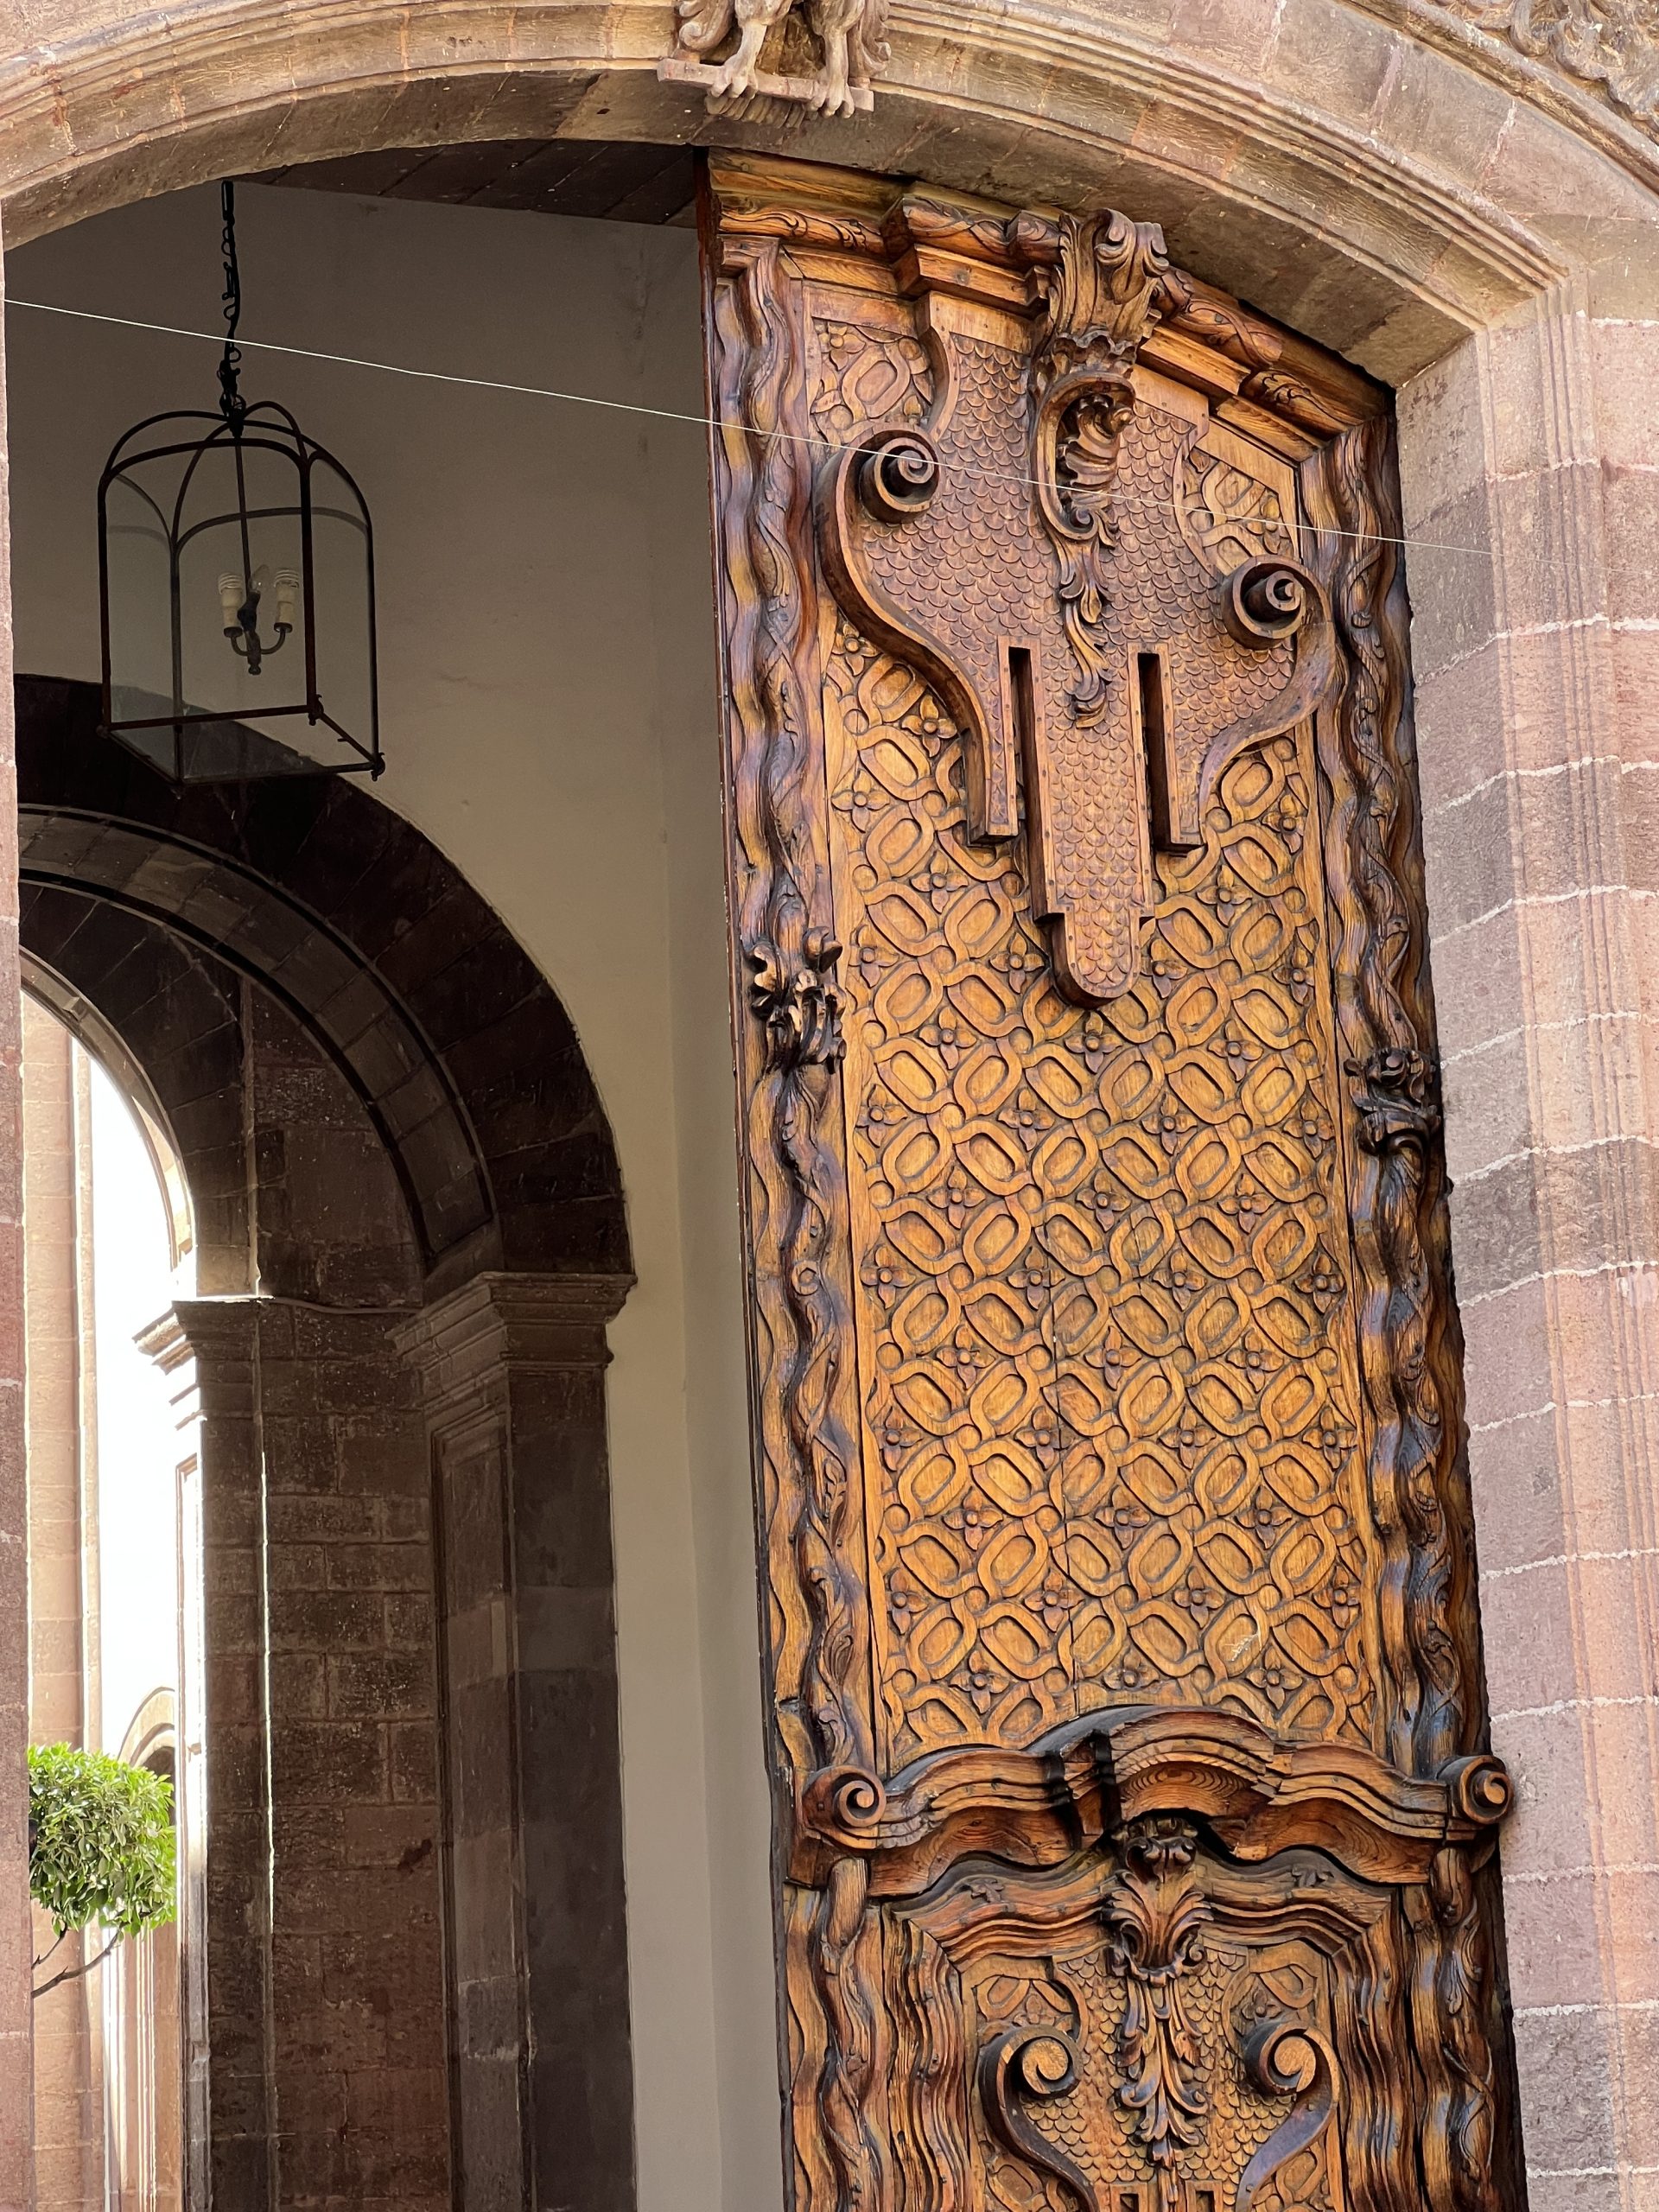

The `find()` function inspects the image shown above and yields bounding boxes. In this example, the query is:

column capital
[392,1268,634,1408]
[137,1297,260,1375]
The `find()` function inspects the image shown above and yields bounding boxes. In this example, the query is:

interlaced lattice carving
[810,307,1372,1766]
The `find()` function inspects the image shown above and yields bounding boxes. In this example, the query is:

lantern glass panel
[103,461,178,781]
[308,451,376,760]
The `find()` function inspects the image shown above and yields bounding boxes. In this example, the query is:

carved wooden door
[700,152,1520,2212]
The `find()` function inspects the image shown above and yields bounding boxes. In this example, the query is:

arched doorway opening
[22,990,188,2212]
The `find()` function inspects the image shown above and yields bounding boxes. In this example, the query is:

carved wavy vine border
[1305,416,1512,2212]
[706,220,891,2212]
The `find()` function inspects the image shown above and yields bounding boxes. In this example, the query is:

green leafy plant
[28,1743,176,1999]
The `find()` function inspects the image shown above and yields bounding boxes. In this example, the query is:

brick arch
[20,884,428,1303]
[16,674,630,1293]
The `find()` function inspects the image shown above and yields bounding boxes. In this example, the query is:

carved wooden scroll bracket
[816,199,1339,1005]
[797,1708,1512,1892]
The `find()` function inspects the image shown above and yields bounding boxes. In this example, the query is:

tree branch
[31,1927,68,1972]
[32,1931,120,2001]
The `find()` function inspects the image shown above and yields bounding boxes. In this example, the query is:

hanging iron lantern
[98,182,381,784]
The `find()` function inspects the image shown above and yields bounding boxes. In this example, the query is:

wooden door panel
[701,151,1518,2212]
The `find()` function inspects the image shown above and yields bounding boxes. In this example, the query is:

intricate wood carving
[980,2027,1100,2211]
[701,151,1520,2212]
[1019,210,1178,729]
[817,198,1338,1007]
[1235,2019,1340,2212]
[1104,1817,1212,2206]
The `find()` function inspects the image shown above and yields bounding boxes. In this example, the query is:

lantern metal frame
[96,181,382,785]
[98,401,382,781]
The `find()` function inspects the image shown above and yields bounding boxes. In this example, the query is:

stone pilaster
[395,1270,636,2212]
[143,1295,451,2212]
[0,199,31,2212]
[1402,283,1659,2211]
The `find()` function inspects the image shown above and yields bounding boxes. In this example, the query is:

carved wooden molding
[799,1705,1511,1893]
[701,150,1519,2212]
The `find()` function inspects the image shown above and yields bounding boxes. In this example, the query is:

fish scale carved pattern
[811,314,1376,1769]
[903,1838,1355,2212]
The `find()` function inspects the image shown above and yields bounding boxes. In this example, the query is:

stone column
[1401,283,1659,2210]
[142,1302,275,2212]
[395,1271,636,2212]
[144,1295,451,2212]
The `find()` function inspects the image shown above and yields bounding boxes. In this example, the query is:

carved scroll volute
[1234,2021,1340,2212]
[979,2030,1100,2212]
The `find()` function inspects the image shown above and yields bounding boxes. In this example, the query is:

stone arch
[0,0,1640,371]
[22,928,203,1273]
[16,674,629,1295]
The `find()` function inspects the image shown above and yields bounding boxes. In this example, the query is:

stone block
[270,1719,389,1806]
[1603,465,1659,626]
[1510,2003,1619,2186]
[327,1649,435,1719]
[1440,1026,1532,1186]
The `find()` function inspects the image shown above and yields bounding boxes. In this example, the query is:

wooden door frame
[699,150,1520,2212]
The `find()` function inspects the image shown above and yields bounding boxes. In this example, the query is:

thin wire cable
[5,295,1486,558]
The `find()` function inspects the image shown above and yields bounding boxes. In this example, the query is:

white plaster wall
[4,181,779,2212]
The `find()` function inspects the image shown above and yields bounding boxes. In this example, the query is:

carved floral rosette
[701,153,1518,2212]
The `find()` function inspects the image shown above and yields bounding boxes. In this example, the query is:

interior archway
[16,674,630,1293]
[16,679,645,2211]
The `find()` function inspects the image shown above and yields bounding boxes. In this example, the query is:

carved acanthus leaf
[1346,1045,1442,1156]
[1018,210,1177,726]
[748,927,846,1068]
[1106,1817,1212,2212]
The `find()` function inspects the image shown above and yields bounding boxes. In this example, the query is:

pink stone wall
[0,225,29,2212]
[1403,292,1659,2212]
